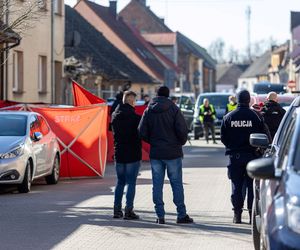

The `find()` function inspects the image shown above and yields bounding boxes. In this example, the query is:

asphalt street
[0,139,253,250]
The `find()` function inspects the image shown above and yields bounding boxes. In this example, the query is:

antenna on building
[246,6,251,62]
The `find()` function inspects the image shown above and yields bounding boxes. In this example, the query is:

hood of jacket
[148,96,173,113]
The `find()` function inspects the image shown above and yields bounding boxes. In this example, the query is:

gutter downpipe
[51,0,55,103]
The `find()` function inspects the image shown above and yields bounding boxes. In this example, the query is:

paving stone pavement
[0,139,253,250]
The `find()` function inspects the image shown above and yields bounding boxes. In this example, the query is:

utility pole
[246,6,251,62]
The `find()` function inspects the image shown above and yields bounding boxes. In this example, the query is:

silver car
[0,111,61,193]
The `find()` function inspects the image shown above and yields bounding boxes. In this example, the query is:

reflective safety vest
[227,103,237,112]
[199,104,216,123]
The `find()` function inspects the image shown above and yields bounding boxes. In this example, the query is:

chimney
[109,1,117,18]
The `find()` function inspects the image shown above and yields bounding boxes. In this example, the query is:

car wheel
[45,155,60,185]
[252,202,260,250]
[18,161,31,193]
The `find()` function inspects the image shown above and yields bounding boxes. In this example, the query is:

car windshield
[0,114,27,136]
[198,95,230,109]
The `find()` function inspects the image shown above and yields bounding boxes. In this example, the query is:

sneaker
[233,212,242,224]
[213,141,218,144]
[176,215,194,224]
[124,208,139,220]
[113,206,123,219]
[156,218,165,224]
[113,210,123,219]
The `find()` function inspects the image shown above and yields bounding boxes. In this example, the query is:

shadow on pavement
[183,145,227,168]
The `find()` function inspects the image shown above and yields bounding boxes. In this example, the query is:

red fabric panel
[0,100,18,108]
[29,105,108,178]
[72,80,105,106]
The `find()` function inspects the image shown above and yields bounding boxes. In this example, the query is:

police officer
[199,98,217,144]
[225,95,237,114]
[221,90,267,224]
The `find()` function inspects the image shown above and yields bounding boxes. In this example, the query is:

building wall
[75,1,161,82]
[119,1,171,34]
[131,83,157,99]
[6,0,64,103]
[238,77,257,92]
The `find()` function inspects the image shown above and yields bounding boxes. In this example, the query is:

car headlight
[287,203,300,234]
[0,146,24,159]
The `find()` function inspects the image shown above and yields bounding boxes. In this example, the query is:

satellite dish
[73,31,81,47]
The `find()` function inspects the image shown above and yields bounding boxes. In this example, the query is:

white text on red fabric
[55,115,81,123]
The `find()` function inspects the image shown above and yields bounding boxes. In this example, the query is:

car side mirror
[33,132,43,141]
[250,133,270,148]
[247,158,279,180]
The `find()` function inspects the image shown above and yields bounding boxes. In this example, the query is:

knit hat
[157,86,170,98]
[237,90,250,104]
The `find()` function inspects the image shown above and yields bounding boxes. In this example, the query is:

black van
[253,82,287,95]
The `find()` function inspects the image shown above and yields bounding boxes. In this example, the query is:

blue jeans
[114,161,140,209]
[150,158,187,219]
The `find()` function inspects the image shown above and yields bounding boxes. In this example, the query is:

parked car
[193,92,232,139]
[253,82,287,95]
[171,93,195,132]
[246,96,300,250]
[0,112,61,193]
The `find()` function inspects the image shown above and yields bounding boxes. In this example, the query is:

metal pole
[4,1,9,100]
[51,0,55,103]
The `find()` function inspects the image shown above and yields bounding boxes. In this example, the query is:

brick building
[120,0,216,96]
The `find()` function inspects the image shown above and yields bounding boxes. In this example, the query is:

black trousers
[203,122,216,142]
[227,152,257,213]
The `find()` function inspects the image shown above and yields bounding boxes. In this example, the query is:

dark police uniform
[221,90,266,223]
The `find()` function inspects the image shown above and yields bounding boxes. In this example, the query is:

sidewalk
[52,140,252,250]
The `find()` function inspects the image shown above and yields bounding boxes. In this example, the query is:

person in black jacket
[138,86,193,224]
[111,91,141,220]
[110,91,123,115]
[221,90,268,224]
[261,92,286,140]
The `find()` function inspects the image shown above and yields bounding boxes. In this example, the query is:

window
[38,116,50,136]
[277,117,296,170]
[12,51,24,93]
[38,55,47,93]
[29,115,40,140]
[0,115,27,136]
[54,0,62,15]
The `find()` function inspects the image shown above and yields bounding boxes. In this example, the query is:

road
[0,139,253,250]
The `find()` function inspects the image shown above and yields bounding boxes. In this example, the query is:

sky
[65,0,300,53]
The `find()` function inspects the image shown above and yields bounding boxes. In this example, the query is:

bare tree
[227,46,240,64]
[251,36,277,59]
[208,38,225,63]
[0,0,46,42]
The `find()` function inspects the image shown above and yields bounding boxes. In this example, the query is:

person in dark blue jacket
[138,86,193,224]
[221,90,268,224]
